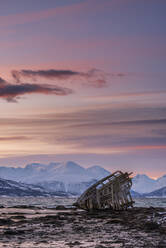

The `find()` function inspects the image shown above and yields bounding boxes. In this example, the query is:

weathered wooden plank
[75,171,133,211]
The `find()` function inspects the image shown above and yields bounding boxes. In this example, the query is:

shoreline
[0,207,165,247]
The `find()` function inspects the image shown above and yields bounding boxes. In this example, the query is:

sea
[0,196,166,208]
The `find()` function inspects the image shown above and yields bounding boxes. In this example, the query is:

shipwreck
[75,171,134,210]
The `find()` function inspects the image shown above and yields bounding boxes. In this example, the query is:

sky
[0,0,166,177]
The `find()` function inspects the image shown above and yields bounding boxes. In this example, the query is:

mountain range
[0,178,63,197]
[0,161,165,196]
[132,174,166,193]
[0,161,109,184]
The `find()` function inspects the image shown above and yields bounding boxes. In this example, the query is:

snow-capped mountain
[86,165,110,180]
[156,175,166,189]
[37,180,97,195]
[0,178,56,197]
[132,174,166,194]
[0,161,110,184]
[0,161,165,195]
[132,174,156,193]
[143,186,166,198]
[0,161,110,195]
[130,190,142,198]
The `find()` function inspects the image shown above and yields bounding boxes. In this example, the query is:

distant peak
[89,165,103,169]
[26,163,41,167]
[66,161,77,165]
[135,174,149,178]
[48,162,60,167]
[65,161,81,167]
[87,165,110,172]
[25,163,45,169]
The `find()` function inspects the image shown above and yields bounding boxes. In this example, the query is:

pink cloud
[0,1,94,28]
[0,0,119,28]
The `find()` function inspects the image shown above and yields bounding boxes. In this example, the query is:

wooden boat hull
[75,171,134,210]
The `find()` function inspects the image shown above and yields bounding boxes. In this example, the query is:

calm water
[133,197,166,208]
[0,196,166,208]
[0,196,76,208]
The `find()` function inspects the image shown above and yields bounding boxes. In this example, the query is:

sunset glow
[0,0,166,178]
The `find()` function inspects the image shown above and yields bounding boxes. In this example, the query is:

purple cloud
[0,76,73,102]
[11,68,111,87]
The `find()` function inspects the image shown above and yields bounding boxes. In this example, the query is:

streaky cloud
[12,69,80,83]
[0,76,7,85]
[0,136,29,141]
[11,68,112,88]
[0,80,73,102]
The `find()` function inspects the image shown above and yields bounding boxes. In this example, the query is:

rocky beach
[0,206,165,248]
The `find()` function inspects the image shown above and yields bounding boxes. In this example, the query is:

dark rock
[0,218,13,226]
[4,229,25,235]
[55,205,66,210]
[95,245,106,248]
[106,218,124,224]
[66,241,81,246]
[13,205,39,209]
[158,239,166,248]
[159,224,166,234]
[12,215,26,219]
[144,221,160,230]
[32,215,63,227]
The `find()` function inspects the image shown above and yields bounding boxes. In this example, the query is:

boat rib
[75,171,134,210]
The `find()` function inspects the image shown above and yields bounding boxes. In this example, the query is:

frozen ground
[0,206,165,248]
